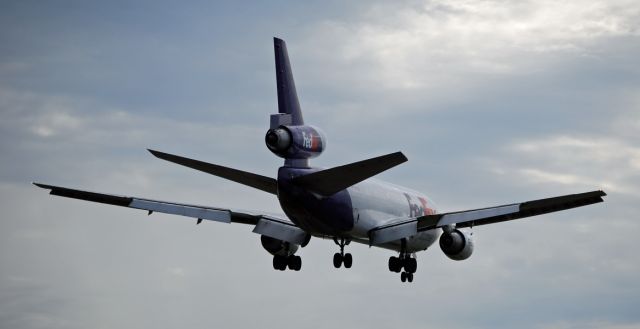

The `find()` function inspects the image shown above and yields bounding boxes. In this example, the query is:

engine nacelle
[265,125,326,159]
[439,229,474,261]
[260,235,299,257]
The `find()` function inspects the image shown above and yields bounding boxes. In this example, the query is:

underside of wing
[33,183,309,245]
[369,190,606,245]
[418,190,606,230]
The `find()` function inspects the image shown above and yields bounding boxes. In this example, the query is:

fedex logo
[404,193,435,217]
[301,131,317,150]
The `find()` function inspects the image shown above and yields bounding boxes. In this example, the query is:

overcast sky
[1,1,639,328]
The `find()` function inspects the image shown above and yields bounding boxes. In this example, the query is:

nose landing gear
[333,237,352,268]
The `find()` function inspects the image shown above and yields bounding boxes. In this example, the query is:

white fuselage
[346,179,440,253]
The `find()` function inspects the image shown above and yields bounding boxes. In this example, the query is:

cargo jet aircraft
[35,38,606,282]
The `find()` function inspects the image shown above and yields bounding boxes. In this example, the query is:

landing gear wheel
[404,258,417,273]
[333,252,343,268]
[343,253,353,268]
[388,256,401,272]
[333,238,352,269]
[288,255,302,271]
[407,272,414,283]
[273,255,287,271]
[401,272,407,282]
[295,256,302,271]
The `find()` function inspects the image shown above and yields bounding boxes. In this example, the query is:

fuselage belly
[277,167,440,252]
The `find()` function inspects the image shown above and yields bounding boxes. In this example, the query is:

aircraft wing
[33,183,309,245]
[369,190,606,245]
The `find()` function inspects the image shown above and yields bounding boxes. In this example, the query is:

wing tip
[395,151,408,163]
[147,149,165,159]
[33,182,52,190]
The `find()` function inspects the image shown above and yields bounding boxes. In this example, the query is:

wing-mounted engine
[265,125,326,159]
[439,229,474,261]
[260,235,299,256]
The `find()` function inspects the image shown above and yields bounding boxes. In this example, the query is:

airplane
[34,37,607,283]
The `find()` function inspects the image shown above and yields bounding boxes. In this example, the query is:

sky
[1,0,639,328]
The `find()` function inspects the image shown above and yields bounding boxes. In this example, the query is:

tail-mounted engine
[439,229,474,261]
[265,125,326,159]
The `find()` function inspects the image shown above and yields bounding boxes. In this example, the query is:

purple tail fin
[274,37,304,126]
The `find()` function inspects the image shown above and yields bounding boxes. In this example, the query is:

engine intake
[260,235,299,257]
[439,229,474,261]
[265,125,326,159]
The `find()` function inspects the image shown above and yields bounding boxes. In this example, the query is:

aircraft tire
[407,273,413,282]
[405,258,417,273]
[388,257,401,272]
[273,255,282,270]
[333,253,343,268]
[401,272,407,282]
[288,255,302,271]
[343,253,353,268]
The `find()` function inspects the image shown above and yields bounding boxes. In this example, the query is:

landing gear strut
[388,239,416,282]
[333,237,352,268]
[272,255,301,271]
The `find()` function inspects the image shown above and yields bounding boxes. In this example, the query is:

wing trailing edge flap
[252,217,309,245]
[33,183,308,245]
[369,190,607,245]
[292,152,408,196]
[148,149,277,195]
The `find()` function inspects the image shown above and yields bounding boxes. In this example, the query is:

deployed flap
[369,218,417,245]
[368,190,606,245]
[148,149,277,195]
[292,152,408,196]
[253,218,309,245]
[33,183,307,245]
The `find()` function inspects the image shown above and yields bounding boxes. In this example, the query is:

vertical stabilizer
[274,37,304,125]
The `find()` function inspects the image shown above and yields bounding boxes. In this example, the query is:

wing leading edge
[33,183,309,245]
[369,190,606,245]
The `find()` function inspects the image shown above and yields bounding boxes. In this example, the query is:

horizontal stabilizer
[148,149,277,194]
[292,152,407,196]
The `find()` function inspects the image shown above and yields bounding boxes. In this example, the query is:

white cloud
[490,134,640,195]
[309,0,640,92]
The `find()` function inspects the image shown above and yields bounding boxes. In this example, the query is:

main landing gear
[388,239,417,282]
[272,255,302,271]
[389,255,416,282]
[333,237,352,268]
